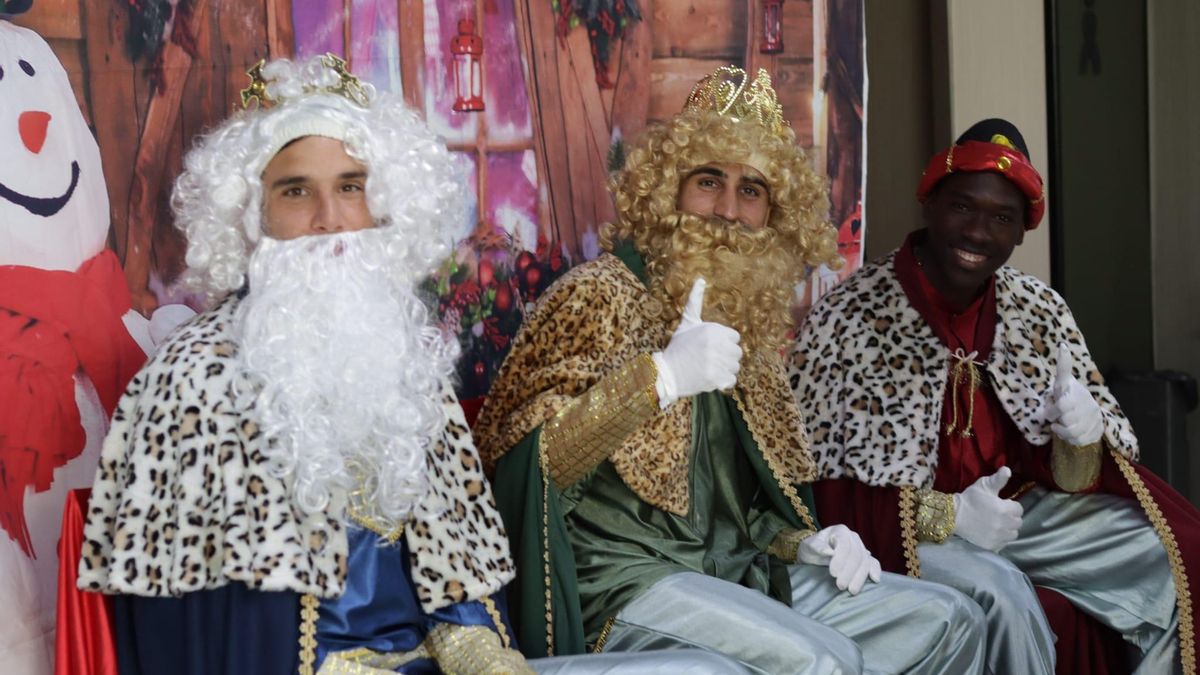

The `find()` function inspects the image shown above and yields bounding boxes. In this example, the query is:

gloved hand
[797,524,882,595]
[652,278,743,408]
[1043,344,1104,446]
[952,466,1023,551]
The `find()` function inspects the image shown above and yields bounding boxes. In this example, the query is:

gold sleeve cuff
[539,353,660,488]
[914,488,956,543]
[426,624,535,675]
[1051,437,1103,492]
[767,527,816,563]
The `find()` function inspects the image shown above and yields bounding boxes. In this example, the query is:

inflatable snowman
[1,19,159,672]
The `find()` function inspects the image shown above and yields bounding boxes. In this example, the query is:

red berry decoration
[494,284,513,313]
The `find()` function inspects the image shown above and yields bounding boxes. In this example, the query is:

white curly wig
[171,55,465,297]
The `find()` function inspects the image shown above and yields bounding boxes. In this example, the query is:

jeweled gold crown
[240,53,371,110]
[683,66,787,136]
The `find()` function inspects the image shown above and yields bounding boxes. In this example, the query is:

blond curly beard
[644,212,803,354]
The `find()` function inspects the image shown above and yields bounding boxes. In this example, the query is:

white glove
[651,278,743,408]
[1043,344,1104,446]
[797,524,882,595]
[952,466,1023,552]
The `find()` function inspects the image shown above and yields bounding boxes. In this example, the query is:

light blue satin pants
[596,567,987,674]
[920,486,1179,674]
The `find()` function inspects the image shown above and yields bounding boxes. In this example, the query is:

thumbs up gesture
[951,466,1024,551]
[1044,343,1104,446]
[650,278,744,408]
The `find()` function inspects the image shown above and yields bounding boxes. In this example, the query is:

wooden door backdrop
[12,0,864,397]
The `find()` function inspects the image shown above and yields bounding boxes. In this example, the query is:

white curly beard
[233,227,457,532]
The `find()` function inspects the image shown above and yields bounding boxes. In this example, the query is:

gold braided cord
[539,353,660,488]
[898,487,923,578]
[946,349,984,438]
[346,482,406,544]
[1050,438,1103,493]
[767,527,817,563]
[425,624,535,674]
[731,390,818,531]
[683,65,787,136]
[481,596,512,649]
[298,593,321,675]
[1111,452,1195,675]
[592,616,617,653]
[913,489,955,543]
[538,440,555,656]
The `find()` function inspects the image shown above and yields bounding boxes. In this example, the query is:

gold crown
[683,66,787,136]
[240,53,371,110]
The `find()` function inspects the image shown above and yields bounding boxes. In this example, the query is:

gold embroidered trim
[592,616,617,653]
[731,385,817,531]
[539,353,659,488]
[898,487,923,578]
[346,509,406,544]
[1112,452,1195,675]
[538,440,555,656]
[481,596,511,649]
[767,527,817,563]
[318,647,429,673]
[426,623,534,674]
[914,488,955,543]
[1050,438,1103,493]
[298,593,321,675]
[345,469,406,543]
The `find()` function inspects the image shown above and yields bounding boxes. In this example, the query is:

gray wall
[1148,0,1200,500]
[1050,0,1154,374]
[863,0,935,261]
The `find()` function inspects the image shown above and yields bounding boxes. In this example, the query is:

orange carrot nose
[19,110,51,154]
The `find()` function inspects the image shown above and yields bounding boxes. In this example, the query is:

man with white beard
[76,54,747,675]
[73,54,530,675]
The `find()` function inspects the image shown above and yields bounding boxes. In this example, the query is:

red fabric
[812,479,908,574]
[0,250,145,557]
[916,139,1045,227]
[1035,586,1129,675]
[54,489,118,675]
[460,396,486,429]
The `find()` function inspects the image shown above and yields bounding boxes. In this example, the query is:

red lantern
[451,19,484,112]
[760,0,784,54]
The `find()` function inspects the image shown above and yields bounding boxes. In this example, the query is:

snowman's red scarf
[0,249,145,557]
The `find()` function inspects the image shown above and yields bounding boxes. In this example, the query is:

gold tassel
[946,349,984,438]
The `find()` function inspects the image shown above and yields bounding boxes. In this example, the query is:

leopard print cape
[475,253,816,516]
[789,251,1139,488]
[77,295,515,611]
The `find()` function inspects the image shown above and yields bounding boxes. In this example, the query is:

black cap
[0,0,34,15]
[954,118,1030,160]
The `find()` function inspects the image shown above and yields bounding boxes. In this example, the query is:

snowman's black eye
[19,60,35,76]
[0,65,5,81]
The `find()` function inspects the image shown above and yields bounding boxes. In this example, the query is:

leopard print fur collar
[78,295,514,610]
[789,252,1138,488]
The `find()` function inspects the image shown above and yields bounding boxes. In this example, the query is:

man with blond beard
[475,67,986,674]
[76,54,747,675]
